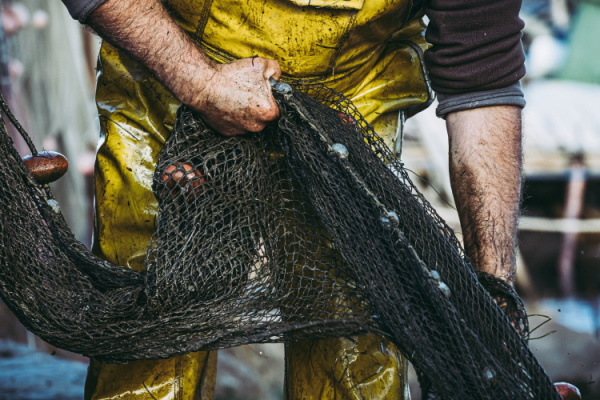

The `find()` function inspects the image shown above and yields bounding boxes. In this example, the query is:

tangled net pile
[0,83,560,399]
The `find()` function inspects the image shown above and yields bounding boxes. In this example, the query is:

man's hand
[88,0,281,136]
[191,58,281,136]
[446,106,523,285]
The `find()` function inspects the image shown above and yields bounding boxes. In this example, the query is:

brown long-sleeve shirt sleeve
[423,0,526,95]
[61,0,108,22]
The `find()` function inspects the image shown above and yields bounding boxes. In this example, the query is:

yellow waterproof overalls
[85,0,431,398]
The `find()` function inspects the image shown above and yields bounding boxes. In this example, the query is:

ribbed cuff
[61,0,109,22]
[436,82,526,118]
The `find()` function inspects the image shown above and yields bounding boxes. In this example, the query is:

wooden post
[515,249,535,298]
[558,154,586,297]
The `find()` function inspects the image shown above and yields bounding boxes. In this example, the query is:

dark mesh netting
[0,84,560,399]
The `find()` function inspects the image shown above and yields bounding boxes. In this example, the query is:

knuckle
[251,57,265,66]
[269,60,282,74]
[246,122,265,133]
[263,106,279,121]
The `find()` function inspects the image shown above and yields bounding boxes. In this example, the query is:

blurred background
[0,0,598,399]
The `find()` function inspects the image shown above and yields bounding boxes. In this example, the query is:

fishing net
[0,82,560,399]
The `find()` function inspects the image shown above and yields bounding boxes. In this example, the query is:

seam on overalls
[392,39,435,115]
[174,356,184,400]
[326,12,359,76]
[195,0,216,41]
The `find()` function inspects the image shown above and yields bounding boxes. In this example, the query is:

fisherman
[61,0,526,398]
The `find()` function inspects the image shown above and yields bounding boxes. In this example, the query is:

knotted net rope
[0,83,559,399]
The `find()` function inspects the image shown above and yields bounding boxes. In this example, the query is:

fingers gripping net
[0,84,559,398]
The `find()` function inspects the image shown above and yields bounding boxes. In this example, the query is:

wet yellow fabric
[285,0,365,10]
[85,351,217,400]
[285,335,410,400]
[89,0,430,398]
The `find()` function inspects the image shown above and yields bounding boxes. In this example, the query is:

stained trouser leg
[88,106,218,400]
[285,335,409,400]
[84,351,217,400]
[278,159,410,400]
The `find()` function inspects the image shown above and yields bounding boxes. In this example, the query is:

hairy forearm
[446,106,523,283]
[87,0,215,107]
[86,0,281,136]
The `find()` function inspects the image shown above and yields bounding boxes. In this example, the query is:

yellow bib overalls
[85,0,431,398]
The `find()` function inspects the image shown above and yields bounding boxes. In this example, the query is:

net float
[160,161,205,196]
[22,151,68,184]
[554,382,581,400]
[337,112,357,128]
